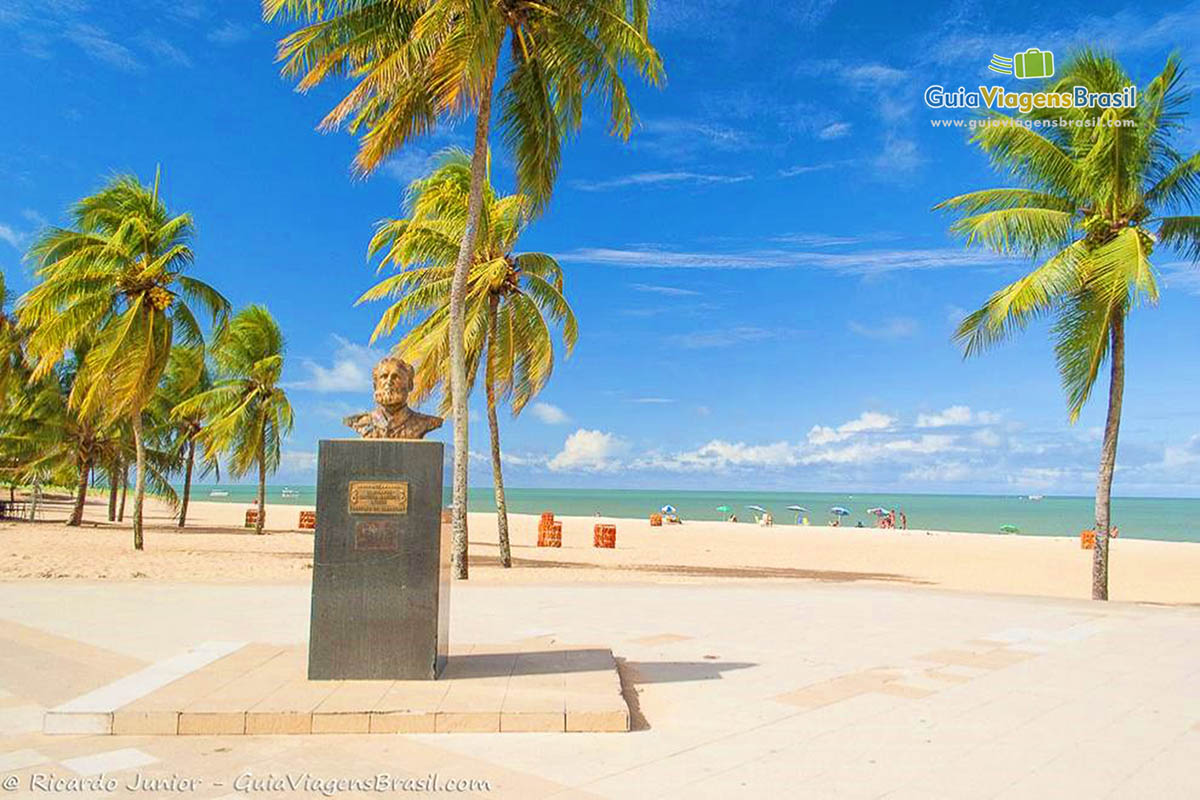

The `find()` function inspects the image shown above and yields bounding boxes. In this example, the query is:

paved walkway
[1,581,1198,798]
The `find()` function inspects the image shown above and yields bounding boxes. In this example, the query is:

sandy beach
[2,491,1198,604]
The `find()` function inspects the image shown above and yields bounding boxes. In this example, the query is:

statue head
[372,355,415,411]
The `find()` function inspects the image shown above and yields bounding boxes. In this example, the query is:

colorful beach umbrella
[829,506,851,516]
[786,505,808,513]
[715,505,732,513]
[746,505,768,513]
[866,507,888,516]
[661,505,677,514]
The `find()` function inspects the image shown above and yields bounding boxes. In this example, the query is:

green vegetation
[361,148,577,567]
[0,174,293,544]
[175,306,294,536]
[938,51,1200,599]
[266,0,662,579]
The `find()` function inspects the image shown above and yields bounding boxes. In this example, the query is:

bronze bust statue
[344,355,444,440]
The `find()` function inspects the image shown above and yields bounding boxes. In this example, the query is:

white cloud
[136,33,190,67]
[630,397,675,404]
[630,283,700,297]
[559,245,1009,275]
[801,434,959,465]
[903,462,973,483]
[292,336,380,393]
[843,63,908,88]
[383,148,435,185]
[572,171,752,191]
[65,23,142,71]
[778,162,840,177]
[0,224,23,250]
[849,317,918,339]
[874,135,923,175]
[635,440,799,472]
[807,411,896,445]
[916,405,1002,428]
[207,21,250,45]
[280,450,317,474]
[548,429,627,472]
[529,402,569,425]
[671,326,778,349]
[817,122,852,140]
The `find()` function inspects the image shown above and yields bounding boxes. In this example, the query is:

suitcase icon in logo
[1013,48,1054,80]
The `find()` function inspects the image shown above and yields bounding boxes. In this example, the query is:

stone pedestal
[308,439,449,680]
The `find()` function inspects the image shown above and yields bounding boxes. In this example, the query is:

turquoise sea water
[183,484,1200,543]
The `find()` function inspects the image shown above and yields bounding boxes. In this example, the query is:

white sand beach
[3,493,1198,604]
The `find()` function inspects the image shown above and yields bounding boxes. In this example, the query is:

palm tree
[0,360,177,526]
[18,171,229,548]
[153,346,219,527]
[937,52,1200,600]
[361,148,577,566]
[175,306,293,535]
[265,0,661,578]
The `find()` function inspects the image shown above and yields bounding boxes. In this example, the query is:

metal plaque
[348,481,408,515]
[354,519,400,551]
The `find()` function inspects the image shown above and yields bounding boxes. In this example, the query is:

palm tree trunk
[118,465,128,521]
[118,465,128,522]
[107,464,118,522]
[179,438,195,528]
[485,296,511,568]
[256,424,266,535]
[68,452,91,527]
[447,54,499,581]
[131,412,147,550]
[1092,313,1125,601]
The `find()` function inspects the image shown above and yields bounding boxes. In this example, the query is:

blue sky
[2,0,1200,496]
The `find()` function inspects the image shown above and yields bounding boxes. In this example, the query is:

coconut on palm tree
[361,147,577,566]
[18,171,229,548]
[266,0,661,578]
[174,306,293,535]
[937,52,1200,600]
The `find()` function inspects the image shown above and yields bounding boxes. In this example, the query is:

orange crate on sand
[298,510,316,530]
[539,522,562,548]
[649,513,663,526]
[1081,528,1118,549]
[593,524,616,549]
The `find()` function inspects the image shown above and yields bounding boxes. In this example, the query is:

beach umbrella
[786,505,808,513]
[746,505,768,513]
[829,506,851,516]
[661,505,676,514]
[866,507,888,516]
[1000,524,1020,534]
[715,505,732,513]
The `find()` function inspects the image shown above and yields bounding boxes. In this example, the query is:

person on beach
[900,510,907,530]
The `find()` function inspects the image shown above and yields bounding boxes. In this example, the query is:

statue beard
[375,387,409,410]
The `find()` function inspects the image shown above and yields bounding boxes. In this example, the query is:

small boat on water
[1026,494,1044,501]
[209,490,229,497]
[281,488,300,498]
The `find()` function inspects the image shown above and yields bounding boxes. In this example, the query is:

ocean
[182,485,1200,543]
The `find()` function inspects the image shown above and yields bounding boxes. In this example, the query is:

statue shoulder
[343,411,373,434]
[414,410,444,429]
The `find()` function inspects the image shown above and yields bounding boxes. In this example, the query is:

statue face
[373,361,410,409]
